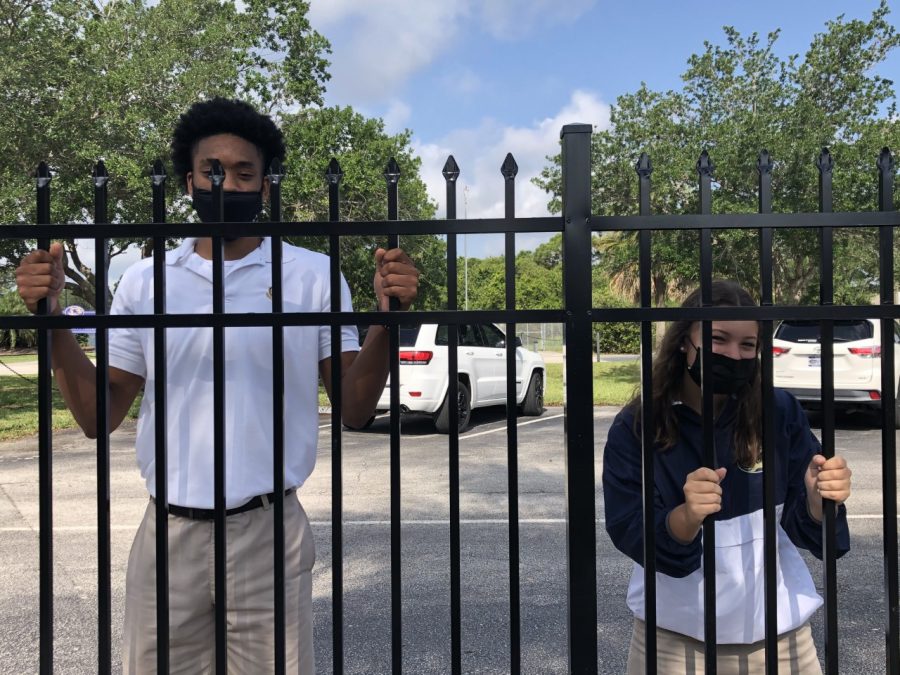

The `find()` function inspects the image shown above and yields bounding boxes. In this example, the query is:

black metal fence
[1,124,899,674]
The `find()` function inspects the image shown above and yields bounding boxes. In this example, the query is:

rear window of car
[434,325,484,347]
[399,326,420,347]
[357,325,421,346]
[774,319,873,343]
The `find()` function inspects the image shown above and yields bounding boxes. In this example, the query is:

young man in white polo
[15,97,420,673]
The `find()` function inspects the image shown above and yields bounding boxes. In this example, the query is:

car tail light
[849,346,881,358]
[772,346,790,356]
[399,350,433,365]
[870,391,882,400]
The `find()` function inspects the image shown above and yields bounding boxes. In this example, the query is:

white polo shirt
[109,237,359,508]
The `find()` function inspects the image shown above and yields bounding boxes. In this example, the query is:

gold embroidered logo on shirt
[740,458,764,474]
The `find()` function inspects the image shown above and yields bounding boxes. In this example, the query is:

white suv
[772,318,900,425]
[371,323,546,433]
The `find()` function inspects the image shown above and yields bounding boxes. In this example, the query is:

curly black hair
[170,97,286,189]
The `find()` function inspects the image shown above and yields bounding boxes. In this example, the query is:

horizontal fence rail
[0,129,898,675]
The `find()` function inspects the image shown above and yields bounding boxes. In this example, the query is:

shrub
[593,321,642,354]
[0,290,37,350]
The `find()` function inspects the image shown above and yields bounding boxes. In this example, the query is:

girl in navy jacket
[603,280,852,674]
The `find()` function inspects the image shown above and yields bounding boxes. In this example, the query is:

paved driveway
[0,406,897,673]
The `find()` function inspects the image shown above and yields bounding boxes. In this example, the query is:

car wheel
[520,371,544,416]
[343,415,376,431]
[435,381,472,434]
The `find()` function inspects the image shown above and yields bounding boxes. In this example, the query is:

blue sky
[98,0,898,282]
[305,0,900,257]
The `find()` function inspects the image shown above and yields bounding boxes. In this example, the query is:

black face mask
[686,343,758,396]
[191,188,263,230]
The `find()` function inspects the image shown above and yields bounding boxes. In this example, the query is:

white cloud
[71,241,143,288]
[449,69,483,96]
[414,89,610,218]
[309,1,467,103]
[478,0,597,40]
[381,99,412,135]
[308,0,596,102]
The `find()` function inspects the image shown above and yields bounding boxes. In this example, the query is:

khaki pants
[123,494,316,674]
[626,618,823,675]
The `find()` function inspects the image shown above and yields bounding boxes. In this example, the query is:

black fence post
[384,157,403,674]
[560,123,597,674]
[35,161,53,675]
[635,152,657,675]
[817,148,840,674]
[442,154,463,675]
[92,159,112,675]
[501,151,522,674]
[268,157,288,675]
[696,149,718,674]
[209,158,228,675]
[757,150,778,675]
[150,159,170,675]
[325,156,345,675]
[877,147,900,675]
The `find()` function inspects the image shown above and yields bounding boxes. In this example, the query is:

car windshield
[774,319,873,343]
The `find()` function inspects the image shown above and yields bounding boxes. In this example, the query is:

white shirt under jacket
[108,237,359,509]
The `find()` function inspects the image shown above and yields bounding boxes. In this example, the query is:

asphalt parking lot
[0,405,897,673]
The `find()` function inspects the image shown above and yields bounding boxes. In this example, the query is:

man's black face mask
[686,343,758,396]
[191,188,263,233]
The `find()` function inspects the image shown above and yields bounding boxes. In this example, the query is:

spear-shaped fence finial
[208,158,225,186]
[151,159,167,186]
[442,155,460,182]
[500,152,518,180]
[267,157,285,185]
[325,157,344,185]
[35,161,51,187]
[878,146,895,173]
[93,159,109,187]
[696,149,715,176]
[817,148,834,174]
[635,152,652,177]
[384,157,401,184]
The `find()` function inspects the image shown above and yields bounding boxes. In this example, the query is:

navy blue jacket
[603,388,849,579]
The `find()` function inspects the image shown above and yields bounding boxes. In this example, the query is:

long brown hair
[628,279,762,468]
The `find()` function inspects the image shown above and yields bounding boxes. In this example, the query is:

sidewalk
[0,352,100,377]
[0,358,40,377]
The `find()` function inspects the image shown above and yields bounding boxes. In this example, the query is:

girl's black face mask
[686,343,758,396]
[191,188,263,229]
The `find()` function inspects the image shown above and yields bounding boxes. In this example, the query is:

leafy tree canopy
[279,106,442,310]
[0,0,442,310]
[535,1,900,305]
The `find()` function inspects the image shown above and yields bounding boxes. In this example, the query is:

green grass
[0,349,95,364]
[0,364,639,441]
[543,360,639,407]
[0,352,40,364]
[0,379,141,442]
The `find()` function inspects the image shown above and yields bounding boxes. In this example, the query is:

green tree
[0,289,37,349]
[458,256,504,310]
[535,1,900,305]
[450,234,643,353]
[279,106,443,310]
[0,0,330,306]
